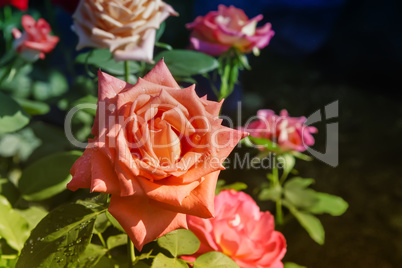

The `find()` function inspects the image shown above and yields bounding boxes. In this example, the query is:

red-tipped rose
[12,15,59,61]
[186,5,274,56]
[0,0,28,11]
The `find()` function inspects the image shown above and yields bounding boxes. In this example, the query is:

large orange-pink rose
[12,15,59,61]
[186,190,286,268]
[186,5,274,56]
[67,60,248,250]
[72,0,177,62]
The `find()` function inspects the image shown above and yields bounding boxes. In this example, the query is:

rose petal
[143,59,180,88]
[90,149,120,195]
[67,149,92,191]
[108,195,187,251]
[189,37,230,56]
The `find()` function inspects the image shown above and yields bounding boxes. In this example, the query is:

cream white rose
[73,0,177,62]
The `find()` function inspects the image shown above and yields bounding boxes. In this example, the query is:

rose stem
[128,236,136,267]
[272,156,283,225]
[124,61,130,83]
[3,5,12,51]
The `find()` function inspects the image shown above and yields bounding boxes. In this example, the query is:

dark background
[163,0,402,267]
[17,0,402,267]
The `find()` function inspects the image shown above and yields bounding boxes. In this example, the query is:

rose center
[149,117,181,166]
[228,213,241,228]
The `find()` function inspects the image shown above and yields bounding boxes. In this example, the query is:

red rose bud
[12,15,59,62]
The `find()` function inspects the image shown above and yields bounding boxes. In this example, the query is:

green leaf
[0,92,30,134]
[15,206,48,231]
[94,212,111,234]
[284,177,318,209]
[238,54,251,70]
[32,71,68,101]
[0,64,32,99]
[247,136,279,152]
[0,256,17,268]
[157,229,200,257]
[151,253,187,268]
[107,234,127,250]
[280,153,295,180]
[0,178,19,205]
[18,151,83,201]
[290,208,325,245]
[75,49,140,75]
[216,181,248,195]
[93,256,117,268]
[194,252,239,268]
[0,127,41,161]
[70,95,98,116]
[73,244,108,268]
[106,211,125,232]
[155,21,166,42]
[258,184,282,201]
[284,177,314,193]
[14,98,50,115]
[0,195,30,251]
[154,50,219,77]
[284,262,307,268]
[134,261,152,268]
[292,151,313,161]
[155,42,173,51]
[16,202,106,268]
[308,193,348,216]
[28,122,71,162]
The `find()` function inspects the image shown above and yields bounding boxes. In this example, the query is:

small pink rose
[186,5,274,56]
[12,15,59,61]
[186,190,286,268]
[245,109,318,152]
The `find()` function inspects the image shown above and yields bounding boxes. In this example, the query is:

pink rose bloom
[245,109,318,152]
[186,5,274,56]
[0,0,28,11]
[67,60,248,250]
[186,190,286,268]
[12,15,59,61]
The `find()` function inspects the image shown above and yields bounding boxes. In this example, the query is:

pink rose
[67,60,248,250]
[72,0,177,62]
[186,190,286,268]
[0,0,28,11]
[186,5,274,56]
[12,15,59,61]
[245,109,317,152]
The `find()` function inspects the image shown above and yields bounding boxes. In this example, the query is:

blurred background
[8,0,402,267]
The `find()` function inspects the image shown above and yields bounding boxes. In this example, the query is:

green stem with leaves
[272,156,284,225]
[218,49,240,101]
[3,5,12,51]
[124,61,130,83]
